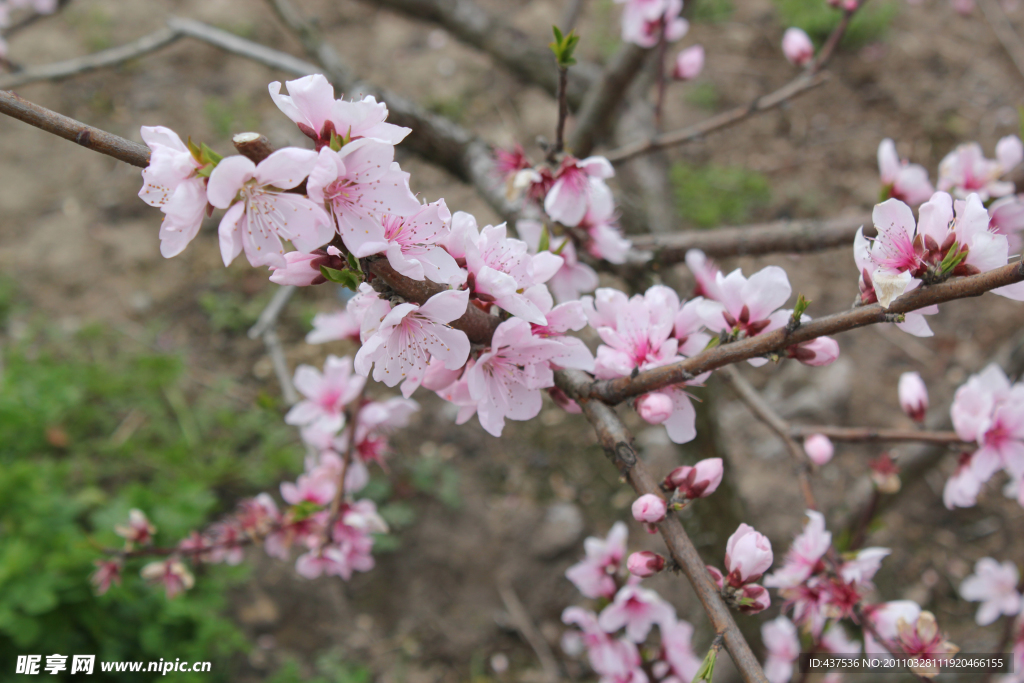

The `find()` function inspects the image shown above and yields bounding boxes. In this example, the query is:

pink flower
[306,308,361,344]
[663,458,724,500]
[269,247,343,286]
[138,126,209,258]
[853,227,937,335]
[566,522,628,599]
[206,523,245,565]
[878,138,934,206]
[379,200,465,286]
[674,298,713,357]
[544,156,615,228]
[207,149,333,268]
[465,317,568,436]
[627,551,666,577]
[863,600,922,655]
[786,335,840,367]
[895,611,959,676]
[660,618,701,681]
[91,559,122,595]
[281,467,337,507]
[268,74,410,148]
[762,616,799,683]
[631,494,667,524]
[938,136,1023,201]
[821,622,861,655]
[517,220,599,303]
[697,266,792,361]
[586,286,680,378]
[598,584,676,642]
[839,547,890,588]
[898,371,929,422]
[765,510,831,590]
[306,142,422,257]
[943,452,984,509]
[286,355,366,434]
[684,249,722,299]
[724,523,773,585]
[673,45,704,80]
[354,289,471,398]
[782,27,814,66]
[578,192,632,265]
[989,195,1024,254]
[637,393,674,424]
[463,222,564,324]
[960,558,1022,626]
[803,434,834,465]
[115,509,156,547]
[140,559,194,599]
[617,0,689,48]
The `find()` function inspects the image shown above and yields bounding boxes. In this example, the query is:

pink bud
[787,337,840,366]
[664,458,724,500]
[782,27,814,66]
[804,434,834,465]
[632,494,668,524]
[269,251,323,286]
[724,523,773,585]
[636,392,673,424]
[951,0,975,15]
[627,551,666,577]
[737,583,771,614]
[898,372,928,423]
[673,45,704,81]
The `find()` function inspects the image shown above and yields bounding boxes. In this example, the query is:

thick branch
[604,72,829,164]
[789,425,968,445]
[360,0,597,107]
[556,370,768,683]
[630,214,869,263]
[0,89,150,167]
[0,26,180,90]
[583,261,1024,404]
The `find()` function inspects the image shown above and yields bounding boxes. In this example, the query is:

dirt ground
[3,0,1024,680]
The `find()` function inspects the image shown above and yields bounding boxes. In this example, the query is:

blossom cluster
[562,523,703,683]
[93,355,417,596]
[945,364,1024,509]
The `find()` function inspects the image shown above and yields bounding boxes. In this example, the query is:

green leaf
[329,130,343,152]
[187,137,203,164]
[549,25,580,67]
[691,645,718,682]
[199,143,223,166]
[319,266,363,291]
[939,242,969,275]
[791,294,811,323]
[290,500,325,522]
[346,252,361,272]
[538,224,551,253]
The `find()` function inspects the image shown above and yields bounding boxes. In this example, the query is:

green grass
[670,162,772,228]
[774,0,900,48]
[0,301,306,680]
[693,0,735,23]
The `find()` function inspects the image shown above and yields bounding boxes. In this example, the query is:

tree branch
[581,261,1024,404]
[0,26,181,90]
[556,369,768,683]
[358,0,598,107]
[629,214,869,263]
[788,425,968,445]
[603,71,829,164]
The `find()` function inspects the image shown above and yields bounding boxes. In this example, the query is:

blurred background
[2,0,1024,681]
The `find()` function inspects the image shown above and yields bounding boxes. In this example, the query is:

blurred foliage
[199,289,271,333]
[774,0,900,48]
[424,95,468,125]
[693,0,734,23]
[0,299,305,681]
[268,651,371,683]
[685,82,719,111]
[670,162,771,228]
[204,96,261,141]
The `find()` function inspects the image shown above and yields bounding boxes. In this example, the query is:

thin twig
[0,26,180,90]
[978,0,1024,82]
[603,71,829,164]
[788,425,968,445]
[555,369,768,683]
[263,328,299,406]
[497,574,562,683]
[653,23,668,131]
[720,366,817,510]
[551,65,569,160]
[167,16,323,75]
[249,286,296,340]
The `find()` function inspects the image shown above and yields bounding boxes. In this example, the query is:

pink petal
[207,156,255,208]
[217,202,245,266]
[254,148,319,189]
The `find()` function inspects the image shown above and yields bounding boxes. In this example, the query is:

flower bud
[663,458,724,500]
[632,494,668,524]
[627,551,666,577]
[898,372,928,423]
[725,524,773,585]
[803,434,834,465]
[673,45,704,81]
[636,392,673,424]
[782,27,814,66]
[736,583,771,614]
[787,336,840,366]
[870,453,901,494]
